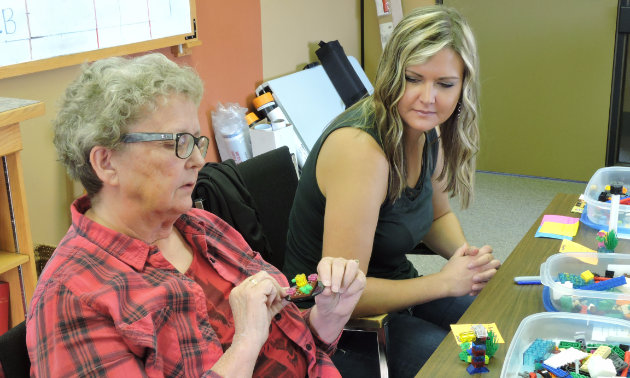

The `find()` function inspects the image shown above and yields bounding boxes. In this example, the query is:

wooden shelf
[0,251,29,275]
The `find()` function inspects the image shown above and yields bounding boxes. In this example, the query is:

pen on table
[514,276,542,285]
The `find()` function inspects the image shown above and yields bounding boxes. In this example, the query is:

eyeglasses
[121,133,210,159]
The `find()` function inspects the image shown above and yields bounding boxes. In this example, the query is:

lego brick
[541,364,569,377]
[580,276,627,291]
[581,345,611,371]
[608,351,628,372]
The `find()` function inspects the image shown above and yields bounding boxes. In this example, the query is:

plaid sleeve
[27,281,147,378]
[301,307,342,357]
[0,359,5,378]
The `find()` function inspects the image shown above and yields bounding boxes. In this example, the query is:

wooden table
[415,193,630,377]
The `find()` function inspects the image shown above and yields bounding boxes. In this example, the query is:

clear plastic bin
[583,166,630,232]
[500,312,630,377]
[540,253,630,316]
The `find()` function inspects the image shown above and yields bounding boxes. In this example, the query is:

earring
[457,102,462,118]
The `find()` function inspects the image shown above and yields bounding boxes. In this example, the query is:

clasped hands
[440,243,501,297]
[229,257,366,351]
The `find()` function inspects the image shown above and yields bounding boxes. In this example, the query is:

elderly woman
[26,53,365,378]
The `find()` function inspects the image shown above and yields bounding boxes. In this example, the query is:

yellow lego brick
[581,270,595,282]
[581,346,611,371]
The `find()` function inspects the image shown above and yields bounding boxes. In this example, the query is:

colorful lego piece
[580,276,627,291]
[597,230,608,251]
[541,363,569,377]
[457,324,499,375]
[580,270,594,283]
[605,229,619,252]
[523,339,556,370]
[458,331,476,343]
[580,345,611,372]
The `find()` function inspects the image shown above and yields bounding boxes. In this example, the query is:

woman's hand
[229,271,290,352]
[309,257,366,343]
[314,257,366,319]
[439,243,485,297]
[464,244,501,295]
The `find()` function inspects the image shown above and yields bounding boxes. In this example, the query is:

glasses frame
[121,132,209,159]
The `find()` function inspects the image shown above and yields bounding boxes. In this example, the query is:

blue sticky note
[534,226,573,240]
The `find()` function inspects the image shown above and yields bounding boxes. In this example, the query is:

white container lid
[540,253,630,303]
[500,312,630,377]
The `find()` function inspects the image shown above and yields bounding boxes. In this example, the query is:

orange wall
[149,0,263,162]
[0,0,263,245]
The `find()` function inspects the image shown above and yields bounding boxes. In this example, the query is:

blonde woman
[282,6,500,377]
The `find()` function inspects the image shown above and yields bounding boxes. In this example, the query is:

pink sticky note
[541,215,580,226]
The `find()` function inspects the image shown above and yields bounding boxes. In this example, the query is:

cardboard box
[250,124,296,157]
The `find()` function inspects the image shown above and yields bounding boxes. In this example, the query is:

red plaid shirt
[26,197,341,378]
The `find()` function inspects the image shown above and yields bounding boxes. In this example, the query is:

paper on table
[450,323,504,345]
[559,239,598,265]
[535,226,572,240]
[539,221,579,237]
[541,215,580,225]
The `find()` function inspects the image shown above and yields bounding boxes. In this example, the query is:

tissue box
[250,124,296,157]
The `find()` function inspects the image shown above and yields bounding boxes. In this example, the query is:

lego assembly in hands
[285,273,325,303]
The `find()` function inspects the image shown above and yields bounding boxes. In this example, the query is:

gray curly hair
[53,53,204,198]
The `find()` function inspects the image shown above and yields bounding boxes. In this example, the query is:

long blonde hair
[347,6,480,208]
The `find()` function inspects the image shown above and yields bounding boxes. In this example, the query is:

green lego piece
[534,362,542,371]
[597,300,614,312]
[569,372,589,378]
[298,284,313,294]
[606,229,619,250]
[458,351,469,362]
[559,341,582,349]
[484,355,489,364]
[485,331,499,358]
[612,345,625,359]
[561,295,573,311]
[460,342,471,351]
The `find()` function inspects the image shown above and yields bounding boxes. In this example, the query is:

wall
[444,0,617,181]
[0,0,263,246]
[260,0,361,82]
[364,0,436,83]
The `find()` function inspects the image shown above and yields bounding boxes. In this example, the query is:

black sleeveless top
[283,109,440,282]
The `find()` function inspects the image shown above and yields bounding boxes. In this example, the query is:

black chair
[235,147,299,272]
[0,321,30,378]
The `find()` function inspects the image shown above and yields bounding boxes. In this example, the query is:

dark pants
[331,295,475,378]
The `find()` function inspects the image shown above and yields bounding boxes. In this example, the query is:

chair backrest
[236,147,298,271]
[0,321,30,378]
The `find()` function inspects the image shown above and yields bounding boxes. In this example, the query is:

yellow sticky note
[539,221,579,237]
[450,323,504,345]
[559,239,598,265]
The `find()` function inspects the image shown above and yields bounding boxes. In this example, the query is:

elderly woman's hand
[308,257,366,343]
[229,271,290,352]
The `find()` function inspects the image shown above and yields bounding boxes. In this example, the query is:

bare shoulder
[316,127,388,199]
[319,127,387,165]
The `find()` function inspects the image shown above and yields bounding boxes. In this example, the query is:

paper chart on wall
[0,0,191,68]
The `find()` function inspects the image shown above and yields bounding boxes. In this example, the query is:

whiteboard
[0,0,192,68]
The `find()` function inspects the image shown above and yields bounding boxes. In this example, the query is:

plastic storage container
[500,312,630,377]
[540,253,630,317]
[583,166,630,232]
